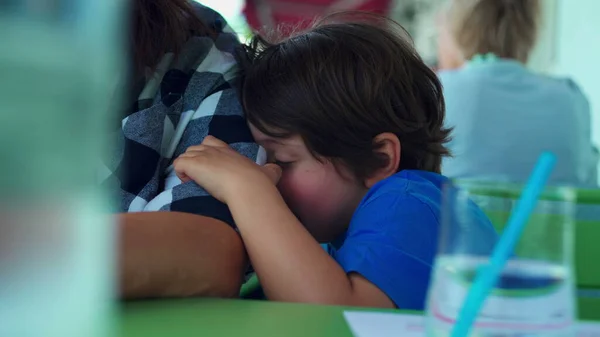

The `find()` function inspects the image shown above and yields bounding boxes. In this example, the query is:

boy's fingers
[185,144,207,152]
[178,151,202,158]
[173,157,198,182]
[262,163,282,184]
[202,135,229,148]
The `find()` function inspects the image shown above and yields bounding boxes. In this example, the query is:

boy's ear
[365,132,401,188]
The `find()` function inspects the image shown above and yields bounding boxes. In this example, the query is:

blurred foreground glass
[0,1,125,336]
[426,181,577,337]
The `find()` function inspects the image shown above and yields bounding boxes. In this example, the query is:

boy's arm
[228,184,395,308]
[119,212,246,299]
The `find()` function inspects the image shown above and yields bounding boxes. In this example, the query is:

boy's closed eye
[266,150,298,168]
[273,159,294,168]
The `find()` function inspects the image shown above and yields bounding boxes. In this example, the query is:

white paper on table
[343,311,424,337]
[579,322,600,337]
[343,311,600,337]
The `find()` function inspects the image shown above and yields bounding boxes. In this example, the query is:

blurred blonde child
[438,0,598,186]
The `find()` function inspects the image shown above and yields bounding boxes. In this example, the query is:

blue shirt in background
[326,170,496,310]
[439,59,598,187]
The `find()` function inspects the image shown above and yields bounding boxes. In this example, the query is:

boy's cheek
[279,179,336,217]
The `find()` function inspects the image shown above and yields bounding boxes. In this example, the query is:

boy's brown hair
[445,0,541,63]
[238,12,452,181]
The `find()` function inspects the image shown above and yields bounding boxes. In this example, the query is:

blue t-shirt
[327,170,496,310]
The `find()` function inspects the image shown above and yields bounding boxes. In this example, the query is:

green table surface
[121,297,600,337]
[121,298,407,337]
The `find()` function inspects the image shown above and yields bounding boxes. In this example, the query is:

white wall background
[196,0,243,21]
[539,0,600,184]
[196,0,249,39]
[552,0,600,149]
[528,0,557,74]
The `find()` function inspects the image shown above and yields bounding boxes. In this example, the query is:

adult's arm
[119,212,247,299]
[115,5,260,299]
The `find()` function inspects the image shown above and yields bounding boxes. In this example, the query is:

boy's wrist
[225,177,280,206]
[226,181,283,218]
[223,164,282,206]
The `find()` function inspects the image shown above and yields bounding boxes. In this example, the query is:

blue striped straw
[450,152,557,337]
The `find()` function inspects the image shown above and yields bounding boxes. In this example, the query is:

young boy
[173,13,496,309]
[437,0,598,186]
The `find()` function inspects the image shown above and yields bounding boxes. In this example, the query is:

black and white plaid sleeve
[101,4,265,228]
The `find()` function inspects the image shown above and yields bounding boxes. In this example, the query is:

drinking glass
[426,180,577,337]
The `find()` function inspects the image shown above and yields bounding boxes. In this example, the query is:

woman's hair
[238,12,452,179]
[130,0,214,74]
[445,0,541,63]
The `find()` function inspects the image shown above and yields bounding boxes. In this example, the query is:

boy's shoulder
[350,170,447,230]
[362,170,447,207]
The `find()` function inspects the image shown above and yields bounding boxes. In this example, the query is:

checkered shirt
[100,4,265,228]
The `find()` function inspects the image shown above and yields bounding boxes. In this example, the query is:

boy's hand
[173,136,281,203]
